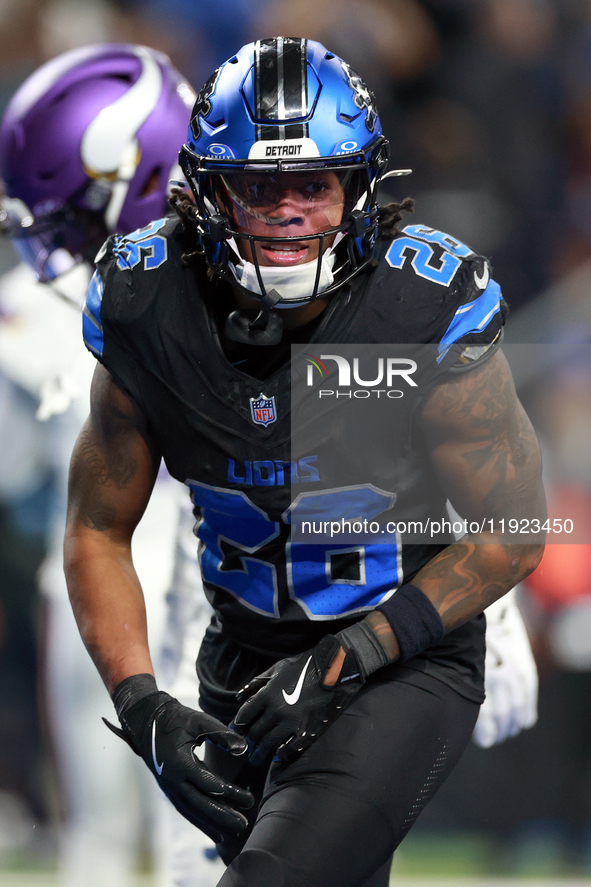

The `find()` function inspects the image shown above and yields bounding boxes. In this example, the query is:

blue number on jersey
[385,224,473,287]
[113,218,168,271]
[187,480,281,617]
[284,486,401,617]
[186,480,401,619]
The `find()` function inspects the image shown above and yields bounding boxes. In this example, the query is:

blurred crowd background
[1,0,591,881]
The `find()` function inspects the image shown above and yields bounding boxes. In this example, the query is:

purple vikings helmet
[0,44,195,281]
[180,37,410,340]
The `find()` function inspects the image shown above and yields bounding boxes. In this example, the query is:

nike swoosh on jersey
[152,720,164,775]
[282,655,313,705]
[474,264,490,290]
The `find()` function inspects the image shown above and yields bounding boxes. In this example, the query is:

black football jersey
[83,216,507,701]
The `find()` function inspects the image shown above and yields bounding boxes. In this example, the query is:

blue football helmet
[180,37,408,338]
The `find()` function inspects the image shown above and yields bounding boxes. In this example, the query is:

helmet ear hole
[138,166,162,197]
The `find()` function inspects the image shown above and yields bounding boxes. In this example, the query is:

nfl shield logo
[249,392,277,427]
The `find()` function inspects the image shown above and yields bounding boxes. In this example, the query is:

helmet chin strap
[224,287,284,345]
[223,237,341,345]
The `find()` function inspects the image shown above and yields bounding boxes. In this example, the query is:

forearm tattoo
[365,610,400,662]
[389,353,546,637]
[411,541,535,633]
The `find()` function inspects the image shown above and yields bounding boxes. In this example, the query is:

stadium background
[0,0,591,883]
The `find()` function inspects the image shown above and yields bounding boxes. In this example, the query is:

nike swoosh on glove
[105,692,253,844]
[233,635,365,765]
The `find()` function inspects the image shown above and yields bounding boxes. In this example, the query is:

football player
[0,44,222,887]
[63,38,546,887]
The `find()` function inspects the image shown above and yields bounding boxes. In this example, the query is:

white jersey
[0,262,218,887]
[0,262,181,630]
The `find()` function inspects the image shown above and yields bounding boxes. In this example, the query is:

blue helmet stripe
[83,270,104,357]
[438,279,502,360]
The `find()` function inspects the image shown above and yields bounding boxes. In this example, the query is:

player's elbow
[63,521,123,593]
[519,540,545,580]
[504,540,545,590]
[63,525,93,602]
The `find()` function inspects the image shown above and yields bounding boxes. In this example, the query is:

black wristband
[112,673,159,718]
[376,584,445,661]
[336,621,391,678]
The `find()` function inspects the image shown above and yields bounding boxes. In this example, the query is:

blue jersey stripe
[83,271,104,358]
[438,279,502,361]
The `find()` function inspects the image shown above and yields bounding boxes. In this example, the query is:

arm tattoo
[365,610,400,662]
[77,428,138,489]
[355,356,545,660]
[421,354,545,529]
[69,369,157,534]
[408,353,546,633]
[80,503,117,532]
[411,541,532,632]
[73,429,135,532]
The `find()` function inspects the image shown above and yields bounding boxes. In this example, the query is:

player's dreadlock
[169,188,205,269]
[169,190,415,269]
[376,198,414,239]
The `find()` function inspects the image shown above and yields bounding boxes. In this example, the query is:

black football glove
[105,687,253,844]
[233,634,365,765]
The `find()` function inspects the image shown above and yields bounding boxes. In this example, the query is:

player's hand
[473,588,538,748]
[233,634,365,765]
[105,691,253,843]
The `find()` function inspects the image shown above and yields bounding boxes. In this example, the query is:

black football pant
[203,664,480,887]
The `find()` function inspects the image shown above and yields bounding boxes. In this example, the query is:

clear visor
[0,195,79,282]
[216,168,368,234]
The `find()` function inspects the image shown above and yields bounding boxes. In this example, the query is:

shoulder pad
[385,224,476,288]
[377,224,506,353]
[83,215,184,359]
[83,268,105,358]
[100,215,178,274]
